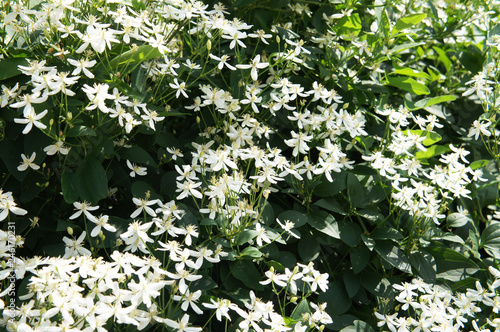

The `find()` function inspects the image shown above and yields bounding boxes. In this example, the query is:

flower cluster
[376,267,500,332]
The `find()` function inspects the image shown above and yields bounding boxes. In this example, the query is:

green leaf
[339,219,361,247]
[318,280,352,316]
[232,261,264,291]
[291,299,311,321]
[66,125,97,137]
[277,210,308,228]
[308,210,340,239]
[120,146,156,167]
[393,67,431,80]
[343,270,360,298]
[415,145,451,161]
[336,13,362,36]
[131,181,161,200]
[432,46,451,72]
[107,45,162,75]
[0,57,28,80]
[75,157,108,205]
[374,241,412,274]
[391,13,427,37]
[298,233,321,261]
[313,171,347,197]
[340,320,376,332]
[350,245,371,274]
[314,198,347,215]
[409,251,436,283]
[390,42,426,54]
[61,168,80,204]
[370,228,403,241]
[386,76,430,95]
[237,229,259,245]
[232,0,258,6]
[404,130,442,146]
[447,212,471,228]
[426,247,479,282]
[471,159,489,170]
[480,223,500,259]
[239,246,262,259]
[405,95,457,110]
[347,172,365,208]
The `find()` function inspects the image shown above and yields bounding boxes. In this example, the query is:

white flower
[14,109,48,134]
[62,231,91,258]
[130,197,157,218]
[69,201,99,223]
[209,53,236,70]
[17,152,40,172]
[127,160,147,177]
[89,214,117,237]
[44,140,70,155]
[165,314,201,332]
[67,58,96,78]
[236,55,269,81]
[468,119,492,140]
[276,218,300,239]
[170,78,189,98]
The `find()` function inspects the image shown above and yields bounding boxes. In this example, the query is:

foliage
[0,0,500,331]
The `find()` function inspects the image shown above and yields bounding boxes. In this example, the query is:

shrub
[1,0,500,331]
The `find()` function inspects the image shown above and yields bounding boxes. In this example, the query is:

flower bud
[67,227,73,236]
[207,39,212,51]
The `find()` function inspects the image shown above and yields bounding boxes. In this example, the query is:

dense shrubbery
[1,0,500,331]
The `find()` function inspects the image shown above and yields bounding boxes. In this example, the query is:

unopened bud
[67,112,73,120]
[276,35,280,43]
[343,103,349,109]
[290,296,298,303]
[67,227,73,236]
[207,39,212,51]
[319,325,325,331]
[49,119,54,126]
[196,116,201,124]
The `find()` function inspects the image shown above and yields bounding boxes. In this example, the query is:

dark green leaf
[340,320,376,332]
[237,229,259,245]
[409,251,436,283]
[239,246,262,259]
[446,212,471,228]
[291,299,311,321]
[232,0,258,6]
[314,198,347,215]
[61,168,80,204]
[343,270,360,298]
[350,245,371,274]
[232,261,264,291]
[480,223,500,259]
[298,233,321,261]
[120,145,156,167]
[318,280,351,316]
[75,157,108,205]
[374,241,412,274]
[370,228,403,241]
[131,181,161,200]
[66,125,97,137]
[0,57,28,80]
[339,219,361,246]
[278,210,308,228]
[308,210,340,239]
[347,172,365,208]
